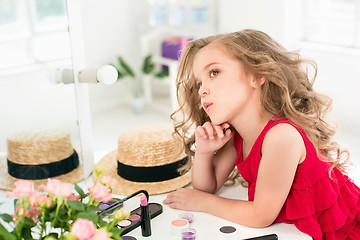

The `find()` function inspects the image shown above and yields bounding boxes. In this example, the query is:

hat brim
[0,155,84,191]
[94,150,192,196]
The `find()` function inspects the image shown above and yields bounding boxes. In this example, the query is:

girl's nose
[199,86,209,97]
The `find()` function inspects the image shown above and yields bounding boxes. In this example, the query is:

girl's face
[192,43,259,125]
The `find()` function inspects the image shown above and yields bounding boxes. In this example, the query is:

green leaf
[23,217,36,228]
[67,200,85,211]
[0,213,13,223]
[0,223,16,240]
[142,55,155,74]
[111,234,123,240]
[46,232,59,239]
[77,212,99,224]
[87,205,99,213]
[118,56,135,78]
[74,184,86,199]
[97,219,107,228]
[154,70,169,79]
[108,227,122,239]
[21,226,33,240]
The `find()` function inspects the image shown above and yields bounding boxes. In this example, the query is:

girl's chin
[209,117,226,126]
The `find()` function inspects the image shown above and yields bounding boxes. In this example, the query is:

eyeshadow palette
[98,198,123,214]
[118,202,163,236]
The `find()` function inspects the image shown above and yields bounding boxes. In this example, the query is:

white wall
[218,0,360,136]
[1,0,359,152]
[78,0,136,112]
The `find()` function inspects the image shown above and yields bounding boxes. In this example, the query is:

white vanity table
[119,184,311,240]
[0,177,311,240]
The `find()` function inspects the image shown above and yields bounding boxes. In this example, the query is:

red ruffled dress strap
[234,119,360,240]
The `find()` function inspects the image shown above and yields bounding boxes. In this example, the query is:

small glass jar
[179,212,194,224]
[181,228,196,240]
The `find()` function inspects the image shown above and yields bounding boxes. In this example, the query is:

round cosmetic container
[122,236,137,240]
[181,228,196,240]
[171,218,190,235]
[179,212,194,224]
[217,226,238,240]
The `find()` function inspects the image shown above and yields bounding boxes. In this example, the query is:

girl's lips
[203,102,212,112]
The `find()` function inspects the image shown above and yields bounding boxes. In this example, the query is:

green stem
[51,198,62,228]
[39,209,46,240]
[15,199,28,239]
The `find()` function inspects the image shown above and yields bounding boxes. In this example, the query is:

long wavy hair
[171,29,349,184]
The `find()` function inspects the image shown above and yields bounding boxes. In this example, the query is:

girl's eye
[209,69,219,78]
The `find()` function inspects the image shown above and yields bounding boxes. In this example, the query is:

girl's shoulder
[262,121,307,164]
[265,121,303,141]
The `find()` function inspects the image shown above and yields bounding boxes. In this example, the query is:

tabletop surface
[0,179,311,240]
[109,183,311,240]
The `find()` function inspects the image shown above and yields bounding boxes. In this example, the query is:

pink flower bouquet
[0,167,129,240]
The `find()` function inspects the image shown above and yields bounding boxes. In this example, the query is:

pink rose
[114,208,130,220]
[6,180,37,198]
[100,176,118,187]
[36,195,53,208]
[89,183,112,203]
[67,193,80,201]
[70,218,96,240]
[41,179,72,197]
[24,208,41,218]
[15,205,25,217]
[93,229,112,240]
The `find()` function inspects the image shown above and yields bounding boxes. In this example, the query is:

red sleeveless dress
[234,119,360,239]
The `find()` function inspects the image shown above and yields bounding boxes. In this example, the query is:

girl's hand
[195,122,232,155]
[163,188,208,212]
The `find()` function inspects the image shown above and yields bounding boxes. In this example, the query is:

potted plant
[113,55,168,114]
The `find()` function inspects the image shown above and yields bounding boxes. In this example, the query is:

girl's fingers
[221,122,230,131]
[196,122,231,140]
[213,124,225,138]
[195,125,207,139]
[202,122,215,139]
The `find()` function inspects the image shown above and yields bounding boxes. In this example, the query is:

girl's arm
[191,122,237,193]
[164,123,305,228]
[192,136,238,193]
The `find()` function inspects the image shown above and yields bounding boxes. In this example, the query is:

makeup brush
[98,190,149,216]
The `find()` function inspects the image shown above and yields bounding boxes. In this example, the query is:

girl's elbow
[251,209,277,228]
[252,217,274,228]
[192,183,217,194]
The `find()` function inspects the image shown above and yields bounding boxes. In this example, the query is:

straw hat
[94,125,192,195]
[0,129,83,190]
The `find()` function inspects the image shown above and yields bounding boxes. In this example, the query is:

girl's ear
[251,75,266,88]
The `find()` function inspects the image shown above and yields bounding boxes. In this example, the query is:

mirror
[0,0,82,174]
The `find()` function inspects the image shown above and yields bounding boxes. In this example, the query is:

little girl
[163,29,360,239]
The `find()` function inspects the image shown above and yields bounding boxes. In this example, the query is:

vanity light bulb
[96,65,118,85]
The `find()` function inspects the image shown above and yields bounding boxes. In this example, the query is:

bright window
[0,0,71,70]
[304,0,360,48]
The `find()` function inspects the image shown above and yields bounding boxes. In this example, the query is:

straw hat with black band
[94,125,192,196]
[0,129,83,190]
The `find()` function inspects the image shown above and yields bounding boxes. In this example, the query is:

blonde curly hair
[171,29,349,185]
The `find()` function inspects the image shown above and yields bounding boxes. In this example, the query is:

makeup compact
[217,226,238,240]
[98,198,123,213]
[119,202,162,235]
[98,190,149,217]
[171,218,190,235]
[122,236,137,240]
[97,190,163,236]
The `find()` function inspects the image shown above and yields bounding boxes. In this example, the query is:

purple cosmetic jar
[181,228,196,240]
